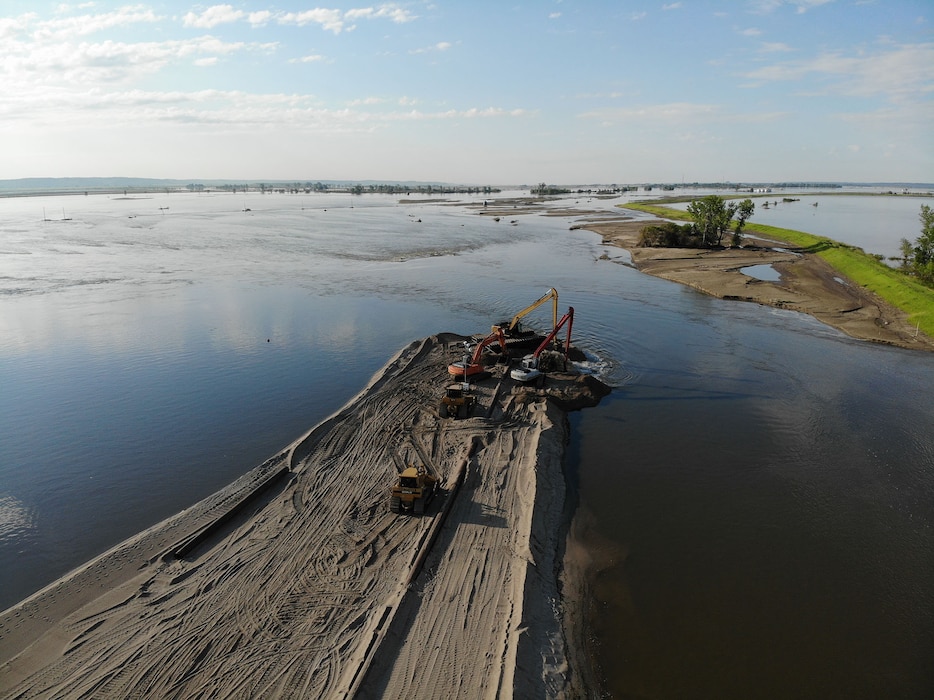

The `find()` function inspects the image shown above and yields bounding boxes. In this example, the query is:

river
[1,188,931,698]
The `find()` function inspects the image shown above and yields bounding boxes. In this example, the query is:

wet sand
[0,334,609,699]
[578,217,934,352]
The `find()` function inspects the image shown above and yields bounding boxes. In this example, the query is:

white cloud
[290,54,325,64]
[742,42,934,101]
[347,96,385,106]
[0,31,276,89]
[750,0,836,14]
[345,5,417,24]
[182,5,244,29]
[410,41,452,54]
[278,8,345,33]
[549,13,562,19]
[760,41,795,53]
[278,4,416,34]
[663,3,683,9]
[248,11,273,27]
[31,5,161,41]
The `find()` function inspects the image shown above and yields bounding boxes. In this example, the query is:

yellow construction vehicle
[492,287,558,344]
[439,383,476,419]
[390,465,437,515]
[389,434,439,515]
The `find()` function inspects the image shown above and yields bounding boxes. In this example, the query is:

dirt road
[0,334,608,699]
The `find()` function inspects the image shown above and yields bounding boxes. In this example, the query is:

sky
[0,1,931,185]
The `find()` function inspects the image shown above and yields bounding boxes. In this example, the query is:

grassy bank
[621,202,934,339]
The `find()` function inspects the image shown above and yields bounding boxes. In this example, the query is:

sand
[0,334,609,699]
[577,217,934,352]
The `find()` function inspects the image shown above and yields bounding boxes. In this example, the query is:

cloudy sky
[1,1,931,184]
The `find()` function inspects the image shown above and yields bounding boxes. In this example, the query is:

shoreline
[576,218,934,353]
[0,334,609,698]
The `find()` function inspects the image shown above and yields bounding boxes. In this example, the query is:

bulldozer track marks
[1,334,575,699]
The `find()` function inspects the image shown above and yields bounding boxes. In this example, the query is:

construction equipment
[389,466,437,515]
[439,383,476,419]
[492,287,558,345]
[447,326,508,377]
[389,434,439,515]
[510,306,574,383]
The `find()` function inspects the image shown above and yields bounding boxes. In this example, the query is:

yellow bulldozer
[389,465,437,515]
[389,433,439,515]
[439,383,476,419]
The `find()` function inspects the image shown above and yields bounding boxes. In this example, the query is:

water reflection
[1,191,931,699]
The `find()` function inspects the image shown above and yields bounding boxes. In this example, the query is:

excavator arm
[471,326,508,363]
[493,287,558,335]
[530,306,574,361]
[448,326,508,377]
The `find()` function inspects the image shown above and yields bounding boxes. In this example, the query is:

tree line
[899,204,934,285]
[639,195,934,290]
[639,195,755,248]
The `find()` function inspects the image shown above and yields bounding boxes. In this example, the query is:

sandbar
[577,217,934,352]
[0,334,609,699]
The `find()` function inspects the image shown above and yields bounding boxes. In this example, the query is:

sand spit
[582,218,934,352]
[0,334,609,699]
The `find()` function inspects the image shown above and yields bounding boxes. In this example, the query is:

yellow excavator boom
[494,287,558,334]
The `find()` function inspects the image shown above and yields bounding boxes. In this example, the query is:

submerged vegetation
[624,198,934,339]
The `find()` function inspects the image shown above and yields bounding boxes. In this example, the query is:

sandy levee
[0,334,609,699]
[574,217,934,352]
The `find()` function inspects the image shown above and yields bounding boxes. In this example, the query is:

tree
[687,195,737,246]
[639,221,694,247]
[732,199,755,246]
[911,204,934,283]
[899,205,934,285]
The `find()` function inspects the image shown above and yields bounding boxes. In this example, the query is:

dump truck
[389,465,438,515]
[439,383,476,419]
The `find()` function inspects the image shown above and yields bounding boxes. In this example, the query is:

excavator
[509,306,574,383]
[492,287,558,347]
[447,326,508,377]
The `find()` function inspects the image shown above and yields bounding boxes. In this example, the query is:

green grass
[624,201,694,221]
[621,203,934,339]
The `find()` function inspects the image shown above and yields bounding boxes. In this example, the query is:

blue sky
[0,1,931,184]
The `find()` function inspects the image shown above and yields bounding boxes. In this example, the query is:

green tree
[732,199,755,246]
[912,204,934,283]
[686,195,738,246]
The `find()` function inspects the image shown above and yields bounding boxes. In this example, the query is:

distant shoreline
[575,217,934,353]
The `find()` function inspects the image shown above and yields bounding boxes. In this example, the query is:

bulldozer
[389,465,437,515]
[389,433,439,515]
[439,383,476,419]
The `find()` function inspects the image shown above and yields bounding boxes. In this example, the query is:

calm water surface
[1,190,931,698]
